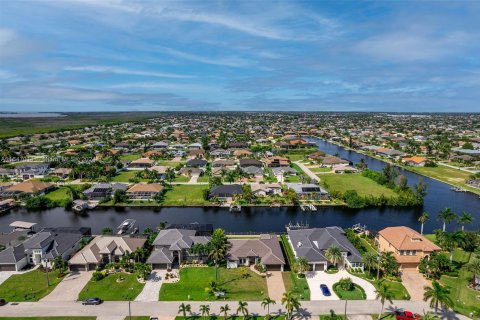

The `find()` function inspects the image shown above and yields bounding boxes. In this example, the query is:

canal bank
[0,137,478,234]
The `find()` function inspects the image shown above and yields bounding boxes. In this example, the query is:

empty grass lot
[162,185,209,205]
[0,269,64,302]
[111,170,147,182]
[44,187,72,206]
[159,267,267,301]
[319,173,397,197]
[78,272,144,301]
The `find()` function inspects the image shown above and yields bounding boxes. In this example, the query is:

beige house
[6,180,54,196]
[126,183,164,200]
[69,235,147,271]
[376,226,441,269]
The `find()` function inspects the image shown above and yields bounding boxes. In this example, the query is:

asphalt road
[0,300,469,319]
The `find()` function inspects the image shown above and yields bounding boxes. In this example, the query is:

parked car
[82,297,103,305]
[394,311,421,320]
[320,284,331,296]
[0,299,6,306]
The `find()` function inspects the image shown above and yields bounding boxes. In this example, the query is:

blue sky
[0,0,479,112]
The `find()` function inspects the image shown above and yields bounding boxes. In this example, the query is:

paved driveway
[0,271,17,286]
[306,270,376,301]
[266,271,286,301]
[41,271,93,301]
[401,269,430,301]
[135,270,166,302]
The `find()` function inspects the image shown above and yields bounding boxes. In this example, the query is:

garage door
[0,264,16,271]
[152,264,168,269]
[266,264,282,271]
[69,264,86,272]
[314,263,325,271]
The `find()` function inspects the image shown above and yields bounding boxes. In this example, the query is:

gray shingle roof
[288,227,362,263]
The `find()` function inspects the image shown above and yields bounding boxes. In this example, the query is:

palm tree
[459,212,473,231]
[237,300,249,318]
[436,231,464,262]
[293,257,310,276]
[325,246,343,269]
[199,304,210,320]
[419,212,429,235]
[362,252,378,275]
[281,291,301,320]
[436,208,457,232]
[220,304,230,319]
[261,297,276,318]
[465,258,480,287]
[375,281,394,319]
[178,303,191,319]
[208,228,230,281]
[423,280,454,313]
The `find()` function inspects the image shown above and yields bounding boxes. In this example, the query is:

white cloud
[158,47,253,68]
[64,65,195,78]
[355,31,470,62]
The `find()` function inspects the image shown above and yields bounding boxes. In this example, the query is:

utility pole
[377,249,381,280]
[128,300,131,320]
[344,299,348,319]
[43,258,50,286]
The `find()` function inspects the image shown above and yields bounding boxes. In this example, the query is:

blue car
[320,284,331,296]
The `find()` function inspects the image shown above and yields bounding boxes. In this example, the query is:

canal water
[0,138,478,234]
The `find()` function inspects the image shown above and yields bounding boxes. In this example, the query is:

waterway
[0,138,478,234]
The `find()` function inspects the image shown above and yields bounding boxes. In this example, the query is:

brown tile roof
[7,180,53,194]
[379,226,441,252]
[127,183,163,193]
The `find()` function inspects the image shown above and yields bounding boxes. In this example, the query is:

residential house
[287,227,363,271]
[83,183,128,200]
[147,229,211,269]
[227,234,285,271]
[0,227,90,271]
[251,184,282,197]
[376,226,441,269]
[68,235,147,271]
[152,141,168,149]
[375,148,405,159]
[15,163,49,180]
[286,183,329,200]
[128,158,155,169]
[209,184,243,202]
[186,159,208,167]
[126,183,163,200]
[210,149,231,158]
[263,156,290,168]
[149,165,168,179]
[402,156,428,167]
[5,180,54,197]
[0,168,15,179]
[50,168,72,179]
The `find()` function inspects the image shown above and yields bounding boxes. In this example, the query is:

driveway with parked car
[306,270,376,301]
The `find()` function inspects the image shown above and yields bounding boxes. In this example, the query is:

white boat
[117,219,136,234]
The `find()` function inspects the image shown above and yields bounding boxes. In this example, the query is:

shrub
[338,277,354,291]
[92,271,105,281]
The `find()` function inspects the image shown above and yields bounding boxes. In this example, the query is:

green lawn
[157,160,185,167]
[160,267,267,301]
[120,153,141,161]
[0,269,64,302]
[286,154,306,162]
[111,170,147,182]
[162,185,209,205]
[310,167,332,173]
[407,166,479,195]
[319,173,397,197]
[78,272,144,301]
[333,283,366,300]
[282,271,310,300]
[44,187,72,206]
[423,234,436,243]
[123,317,150,320]
[174,175,191,182]
[381,280,410,300]
[284,175,302,183]
[439,252,479,316]
[197,175,210,182]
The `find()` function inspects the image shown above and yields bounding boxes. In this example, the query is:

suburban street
[0,300,470,319]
